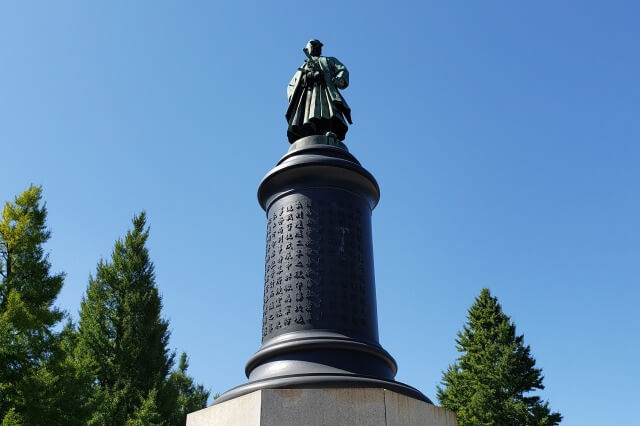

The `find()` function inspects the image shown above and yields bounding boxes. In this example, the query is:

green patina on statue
[286,39,352,143]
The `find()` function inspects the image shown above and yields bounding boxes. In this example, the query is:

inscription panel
[262,190,377,342]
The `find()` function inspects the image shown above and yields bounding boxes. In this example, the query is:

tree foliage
[1,408,22,426]
[0,188,210,424]
[76,212,208,425]
[0,186,64,422]
[438,289,562,425]
[163,353,210,426]
[125,389,162,426]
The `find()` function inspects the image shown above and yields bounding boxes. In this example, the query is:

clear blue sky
[1,2,638,424]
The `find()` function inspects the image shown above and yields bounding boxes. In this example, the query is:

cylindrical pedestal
[216,135,430,404]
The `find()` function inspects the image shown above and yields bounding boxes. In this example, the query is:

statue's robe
[286,56,352,143]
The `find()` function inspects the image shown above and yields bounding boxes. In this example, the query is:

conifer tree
[0,186,65,423]
[163,353,210,425]
[76,212,208,425]
[33,320,94,425]
[125,389,162,426]
[438,289,562,425]
[77,212,174,425]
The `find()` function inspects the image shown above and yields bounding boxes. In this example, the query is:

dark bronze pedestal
[215,135,430,404]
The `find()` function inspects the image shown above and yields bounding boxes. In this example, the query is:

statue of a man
[286,39,352,143]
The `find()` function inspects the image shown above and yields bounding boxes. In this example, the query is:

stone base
[187,388,457,426]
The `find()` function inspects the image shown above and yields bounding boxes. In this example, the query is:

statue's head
[306,39,323,56]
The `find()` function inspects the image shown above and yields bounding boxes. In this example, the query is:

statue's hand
[302,70,320,86]
[333,77,346,89]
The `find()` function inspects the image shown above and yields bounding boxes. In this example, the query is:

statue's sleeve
[288,70,302,102]
[330,58,349,90]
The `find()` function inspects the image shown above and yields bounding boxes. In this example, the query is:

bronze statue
[286,39,352,143]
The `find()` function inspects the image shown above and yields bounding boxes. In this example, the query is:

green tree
[26,320,94,425]
[163,353,210,425]
[77,212,173,425]
[125,389,162,426]
[0,186,65,422]
[438,288,562,426]
[77,212,207,425]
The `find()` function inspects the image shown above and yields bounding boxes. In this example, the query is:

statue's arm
[329,57,349,90]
